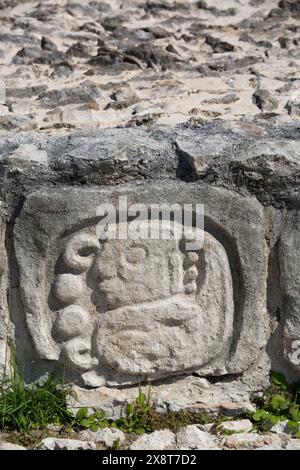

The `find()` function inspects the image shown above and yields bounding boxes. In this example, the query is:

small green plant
[0,352,72,432]
[0,358,214,438]
[71,384,213,436]
[110,438,121,450]
[250,371,300,437]
[69,385,154,435]
[114,385,153,435]
[70,407,110,432]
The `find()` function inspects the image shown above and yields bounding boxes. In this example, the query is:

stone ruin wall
[0,0,299,412]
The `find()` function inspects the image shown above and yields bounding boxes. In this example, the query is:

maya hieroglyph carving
[49,220,234,387]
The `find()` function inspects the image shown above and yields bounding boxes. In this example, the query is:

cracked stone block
[70,376,255,418]
[13,181,268,392]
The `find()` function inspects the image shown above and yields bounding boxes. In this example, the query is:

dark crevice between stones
[4,194,29,370]
[203,216,246,365]
[175,146,198,183]
[267,238,283,323]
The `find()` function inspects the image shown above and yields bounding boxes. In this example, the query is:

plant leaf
[76,407,88,420]
[271,372,288,389]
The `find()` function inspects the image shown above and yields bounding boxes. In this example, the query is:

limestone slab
[176,425,220,450]
[130,430,176,451]
[70,376,255,418]
[13,181,268,390]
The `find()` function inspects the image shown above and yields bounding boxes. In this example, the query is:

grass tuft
[0,352,72,432]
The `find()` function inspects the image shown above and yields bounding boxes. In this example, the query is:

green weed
[0,352,72,432]
[250,371,300,437]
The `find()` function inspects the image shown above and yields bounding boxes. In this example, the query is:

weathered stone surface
[13,182,268,388]
[0,0,299,131]
[79,428,126,447]
[176,425,219,450]
[0,202,8,374]
[0,128,177,189]
[200,423,215,433]
[0,122,297,409]
[0,0,299,424]
[218,419,253,434]
[7,143,48,165]
[39,438,96,451]
[249,436,300,451]
[237,140,300,178]
[130,430,176,450]
[286,98,300,117]
[175,135,232,175]
[71,376,255,418]
[0,442,27,450]
[252,89,279,112]
[279,212,300,374]
[173,124,300,205]
[286,439,300,450]
[0,122,299,207]
[223,433,282,450]
[270,421,292,435]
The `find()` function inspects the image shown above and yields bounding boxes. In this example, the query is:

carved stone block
[14,182,268,388]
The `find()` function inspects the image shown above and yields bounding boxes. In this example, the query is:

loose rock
[176,425,220,450]
[223,433,282,450]
[130,430,176,450]
[0,442,27,450]
[218,419,253,434]
[39,438,96,450]
[79,428,126,447]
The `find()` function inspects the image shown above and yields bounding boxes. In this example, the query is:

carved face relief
[94,238,184,310]
[48,220,234,386]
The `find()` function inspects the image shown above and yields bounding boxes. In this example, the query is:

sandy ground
[0,0,299,135]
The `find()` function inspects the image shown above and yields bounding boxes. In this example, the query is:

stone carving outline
[49,219,234,387]
[13,185,268,387]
